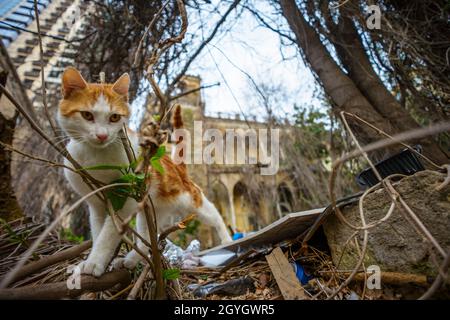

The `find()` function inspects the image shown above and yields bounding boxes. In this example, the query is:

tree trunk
[0,70,21,221]
[279,0,448,164]
[330,7,448,164]
[279,0,394,146]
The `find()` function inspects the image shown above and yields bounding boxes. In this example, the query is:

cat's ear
[62,67,87,98]
[112,73,130,96]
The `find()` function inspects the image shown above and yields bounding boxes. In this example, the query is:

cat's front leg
[87,201,106,242]
[79,198,138,276]
[78,215,122,277]
[113,211,150,270]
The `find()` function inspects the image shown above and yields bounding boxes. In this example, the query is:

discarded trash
[356,146,424,188]
[291,261,313,285]
[346,291,360,300]
[163,239,184,266]
[186,239,200,253]
[232,232,244,240]
[163,239,201,268]
[200,249,236,267]
[188,276,255,297]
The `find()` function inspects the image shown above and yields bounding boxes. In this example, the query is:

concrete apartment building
[1,0,88,107]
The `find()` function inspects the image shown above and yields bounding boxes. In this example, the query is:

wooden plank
[266,247,308,300]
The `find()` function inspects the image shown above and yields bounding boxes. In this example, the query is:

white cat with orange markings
[58,67,231,277]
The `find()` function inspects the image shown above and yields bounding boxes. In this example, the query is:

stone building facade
[167,76,300,246]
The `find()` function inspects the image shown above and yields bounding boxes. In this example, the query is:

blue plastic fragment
[291,261,313,285]
[232,232,244,240]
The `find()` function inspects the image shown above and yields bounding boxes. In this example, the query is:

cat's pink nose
[96,134,108,142]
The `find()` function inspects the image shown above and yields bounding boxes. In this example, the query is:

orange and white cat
[58,67,231,277]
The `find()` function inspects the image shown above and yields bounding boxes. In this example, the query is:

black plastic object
[356,146,425,188]
[188,276,255,297]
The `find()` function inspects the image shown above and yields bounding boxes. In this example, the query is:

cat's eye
[80,111,94,122]
[109,114,121,123]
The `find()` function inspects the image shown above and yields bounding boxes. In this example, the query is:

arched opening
[210,180,231,226]
[233,181,256,232]
[276,182,294,217]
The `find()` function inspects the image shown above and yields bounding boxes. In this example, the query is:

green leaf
[149,145,166,174]
[60,228,84,244]
[106,178,133,211]
[116,173,137,183]
[151,158,164,174]
[135,172,146,181]
[154,145,166,159]
[106,189,129,211]
[163,268,180,280]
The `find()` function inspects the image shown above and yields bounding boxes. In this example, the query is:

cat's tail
[172,104,183,131]
[171,104,186,167]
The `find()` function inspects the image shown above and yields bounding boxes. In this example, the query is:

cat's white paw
[77,259,107,277]
[112,256,138,270]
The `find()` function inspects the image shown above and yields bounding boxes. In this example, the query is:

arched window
[276,182,294,217]
[233,181,256,232]
[210,180,231,226]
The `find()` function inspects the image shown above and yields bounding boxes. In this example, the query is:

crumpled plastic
[162,239,201,269]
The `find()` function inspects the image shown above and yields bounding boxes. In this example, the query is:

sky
[186,2,322,121]
[130,2,323,127]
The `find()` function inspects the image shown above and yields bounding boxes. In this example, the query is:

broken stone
[323,170,450,277]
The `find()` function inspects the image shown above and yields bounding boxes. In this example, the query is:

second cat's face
[58,68,130,148]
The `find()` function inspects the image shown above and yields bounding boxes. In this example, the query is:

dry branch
[7,241,92,285]
[0,270,130,300]
[322,271,432,287]
[127,264,150,300]
[158,213,196,244]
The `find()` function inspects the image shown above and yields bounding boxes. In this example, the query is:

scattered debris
[346,291,359,300]
[266,247,309,300]
[291,261,313,285]
[163,239,201,269]
[1,169,448,300]
[200,249,236,268]
[188,276,255,297]
[198,208,323,255]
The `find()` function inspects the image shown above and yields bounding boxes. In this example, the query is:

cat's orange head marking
[59,67,130,117]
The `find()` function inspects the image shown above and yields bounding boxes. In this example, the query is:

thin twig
[127,264,150,300]
[0,141,77,173]
[419,251,450,300]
